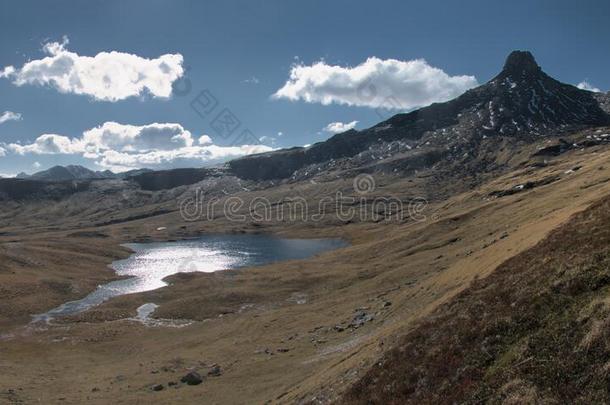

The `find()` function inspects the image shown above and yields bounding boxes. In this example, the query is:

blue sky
[0,0,609,175]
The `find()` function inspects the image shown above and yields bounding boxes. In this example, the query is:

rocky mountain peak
[501,50,541,77]
[17,165,117,182]
[458,50,610,136]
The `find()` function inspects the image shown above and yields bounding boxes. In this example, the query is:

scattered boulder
[489,175,560,198]
[180,371,203,386]
[349,310,375,328]
[152,384,164,392]
[208,365,222,377]
[532,138,573,157]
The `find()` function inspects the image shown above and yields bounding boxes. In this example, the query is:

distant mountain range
[5,51,610,191]
[16,165,152,182]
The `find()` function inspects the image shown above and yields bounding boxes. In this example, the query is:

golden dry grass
[1,142,610,403]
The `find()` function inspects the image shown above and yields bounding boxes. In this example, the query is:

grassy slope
[343,196,610,404]
[2,140,610,403]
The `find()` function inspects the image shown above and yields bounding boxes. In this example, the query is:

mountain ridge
[16,165,152,182]
[5,51,609,194]
[14,52,608,187]
[228,50,610,180]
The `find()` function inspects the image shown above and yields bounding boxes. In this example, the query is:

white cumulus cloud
[0,36,184,102]
[0,111,22,124]
[577,80,602,93]
[80,122,194,154]
[97,144,271,172]
[198,134,213,145]
[4,122,272,171]
[323,120,358,134]
[7,134,80,155]
[273,57,478,110]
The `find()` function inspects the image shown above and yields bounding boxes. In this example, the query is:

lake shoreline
[31,234,348,324]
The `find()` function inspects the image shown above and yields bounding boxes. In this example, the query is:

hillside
[343,195,610,404]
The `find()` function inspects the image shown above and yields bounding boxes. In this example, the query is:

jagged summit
[470,50,610,135]
[372,50,609,140]
[501,50,541,76]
